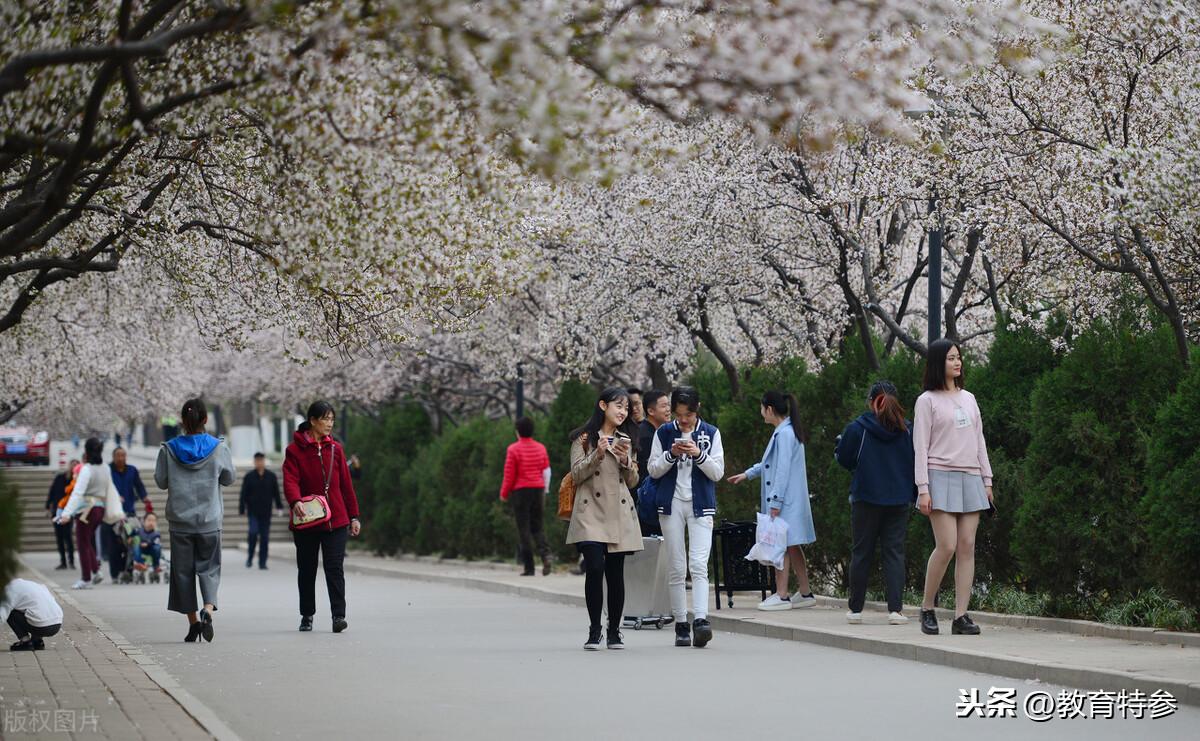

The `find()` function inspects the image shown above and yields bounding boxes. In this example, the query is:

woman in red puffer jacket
[283,400,361,634]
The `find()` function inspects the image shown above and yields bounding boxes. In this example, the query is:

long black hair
[923,338,965,392]
[83,437,104,465]
[569,387,639,455]
[298,400,336,433]
[762,390,807,444]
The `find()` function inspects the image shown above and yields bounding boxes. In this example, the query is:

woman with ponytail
[728,390,817,611]
[834,380,916,626]
[155,398,235,643]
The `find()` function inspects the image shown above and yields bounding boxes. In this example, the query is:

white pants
[660,501,713,622]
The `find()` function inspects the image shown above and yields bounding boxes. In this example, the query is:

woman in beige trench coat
[565,387,644,650]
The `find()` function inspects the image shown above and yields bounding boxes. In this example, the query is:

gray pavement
[18,550,1200,740]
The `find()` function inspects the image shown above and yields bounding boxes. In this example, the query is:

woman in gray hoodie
[155,398,235,643]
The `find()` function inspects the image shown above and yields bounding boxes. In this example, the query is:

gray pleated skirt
[927,470,989,513]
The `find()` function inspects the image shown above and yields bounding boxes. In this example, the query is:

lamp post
[515,362,525,420]
[927,189,943,343]
[905,104,945,346]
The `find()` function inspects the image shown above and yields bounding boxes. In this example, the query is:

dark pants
[510,488,550,572]
[848,501,909,613]
[246,514,272,567]
[54,520,75,565]
[7,610,61,641]
[75,507,103,582]
[293,526,349,618]
[134,542,162,568]
[168,530,222,614]
[103,522,127,579]
[577,543,626,631]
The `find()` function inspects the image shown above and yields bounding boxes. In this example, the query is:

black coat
[239,470,283,519]
[46,472,70,510]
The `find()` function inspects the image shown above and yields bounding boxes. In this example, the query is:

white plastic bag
[745,512,789,571]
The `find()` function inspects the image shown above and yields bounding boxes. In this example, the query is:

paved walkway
[17,550,1200,740]
[0,569,211,740]
[340,550,1200,706]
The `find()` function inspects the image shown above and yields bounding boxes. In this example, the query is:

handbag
[636,476,658,524]
[292,440,334,530]
[555,473,576,521]
[556,436,590,521]
[102,476,125,524]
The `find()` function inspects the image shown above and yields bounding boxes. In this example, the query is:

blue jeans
[247,514,271,567]
[133,541,162,569]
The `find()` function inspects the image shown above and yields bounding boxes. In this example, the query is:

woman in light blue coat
[728,390,817,611]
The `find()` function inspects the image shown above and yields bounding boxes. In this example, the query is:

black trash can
[711,519,773,609]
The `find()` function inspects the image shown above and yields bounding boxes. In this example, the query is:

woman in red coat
[283,401,361,633]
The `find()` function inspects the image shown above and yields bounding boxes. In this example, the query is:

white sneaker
[71,580,92,590]
[790,594,817,608]
[846,611,863,624]
[757,593,792,611]
[888,612,909,625]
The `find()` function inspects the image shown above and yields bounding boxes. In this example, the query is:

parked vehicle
[0,427,51,466]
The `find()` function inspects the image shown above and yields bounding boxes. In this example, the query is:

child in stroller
[122,512,165,584]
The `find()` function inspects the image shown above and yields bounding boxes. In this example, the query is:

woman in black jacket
[834,380,915,626]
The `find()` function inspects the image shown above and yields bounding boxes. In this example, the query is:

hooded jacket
[282,430,360,531]
[834,412,916,507]
[155,434,236,533]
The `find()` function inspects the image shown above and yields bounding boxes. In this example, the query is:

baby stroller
[118,515,165,585]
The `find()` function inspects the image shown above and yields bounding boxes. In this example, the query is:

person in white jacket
[3,578,63,651]
[647,386,725,648]
[57,438,109,589]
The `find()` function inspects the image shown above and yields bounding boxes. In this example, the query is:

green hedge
[1141,351,1200,606]
[348,317,1199,622]
[0,471,21,588]
[1013,322,1181,602]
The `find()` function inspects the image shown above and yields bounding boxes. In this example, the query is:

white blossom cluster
[4,1,1197,432]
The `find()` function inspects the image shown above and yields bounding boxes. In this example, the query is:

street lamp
[515,362,525,419]
[905,104,945,345]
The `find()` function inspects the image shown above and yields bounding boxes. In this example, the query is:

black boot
[951,614,981,635]
[920,609,939,635]
[584,625,603,650]
[692,618,713,648]
[674,621,691,647]
[299,615,313,632]
[520,549,535,576]
[606,627,624,650]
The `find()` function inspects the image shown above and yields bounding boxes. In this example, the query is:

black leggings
[577,543,626,631]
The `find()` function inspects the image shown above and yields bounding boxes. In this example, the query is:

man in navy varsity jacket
[647,386,725,648]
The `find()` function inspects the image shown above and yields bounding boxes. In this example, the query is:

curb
[341,558,1200,707]
[360,552,1200,648]
[19,556,243,741]
[810,596,1200,649]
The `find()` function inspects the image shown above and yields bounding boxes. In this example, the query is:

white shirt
[1,579,64,627]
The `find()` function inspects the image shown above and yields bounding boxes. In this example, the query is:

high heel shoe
[198,609,214,642]
[184,623,202,642]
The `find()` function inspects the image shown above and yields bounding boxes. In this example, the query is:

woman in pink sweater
[913,339,994,637]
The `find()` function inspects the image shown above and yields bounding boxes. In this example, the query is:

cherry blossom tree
[950,0,1200,364]
[2,0,1061,424]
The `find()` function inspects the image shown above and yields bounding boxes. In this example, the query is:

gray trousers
[168,530,221,614]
